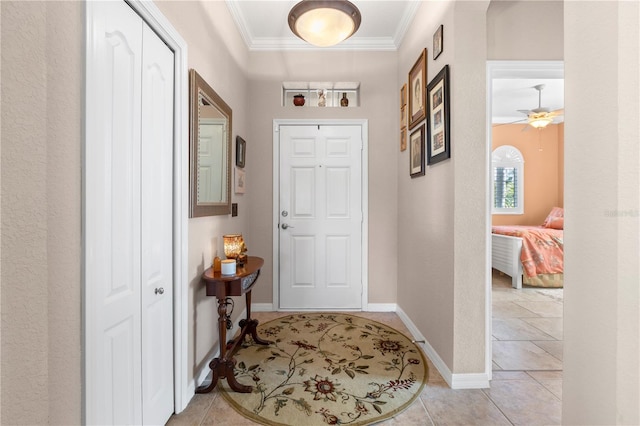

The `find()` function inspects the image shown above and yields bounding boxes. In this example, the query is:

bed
[491,208,564,289]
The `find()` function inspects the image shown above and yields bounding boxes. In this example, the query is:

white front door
[85,2,174,424]
[278,124,363,309]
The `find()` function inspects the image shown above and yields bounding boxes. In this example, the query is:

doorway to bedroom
[487,61,564,400]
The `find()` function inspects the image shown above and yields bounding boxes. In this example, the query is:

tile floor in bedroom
[168,273,563,425]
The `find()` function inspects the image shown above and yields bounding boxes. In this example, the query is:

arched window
[492,145,524,214]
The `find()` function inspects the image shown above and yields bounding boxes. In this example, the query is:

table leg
[195,297,229,394]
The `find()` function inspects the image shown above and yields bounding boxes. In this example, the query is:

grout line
[480,387,516,426]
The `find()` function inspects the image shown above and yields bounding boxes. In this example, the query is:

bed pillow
[547,217,564,229]
[542,207,564,228]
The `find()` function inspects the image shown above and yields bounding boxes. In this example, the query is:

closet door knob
[155,287,165,295]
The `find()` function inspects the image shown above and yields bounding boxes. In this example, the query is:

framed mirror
[189,69,232,217]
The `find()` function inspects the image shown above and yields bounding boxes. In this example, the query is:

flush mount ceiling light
[288,0,362,47]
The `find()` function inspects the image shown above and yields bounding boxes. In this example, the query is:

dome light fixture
[528,115,553,129]
[288,0,362,47]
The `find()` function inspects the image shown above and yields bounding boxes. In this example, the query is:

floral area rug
[220,313,428,425]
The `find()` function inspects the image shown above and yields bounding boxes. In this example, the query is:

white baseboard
[395,306,489,390]
[251,303,274,312]
[365,303,397,312]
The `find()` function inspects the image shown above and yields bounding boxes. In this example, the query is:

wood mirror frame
[189,69,232,217]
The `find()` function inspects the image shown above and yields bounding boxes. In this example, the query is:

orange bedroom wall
[492,123,564,226]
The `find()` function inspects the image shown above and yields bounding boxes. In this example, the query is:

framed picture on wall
[408,48,427,130]
[426,65,450,165]
[409,124,425,177]
[400,128,407,152]
[234,167,246,194]
[433,25,443,60]
[236,136,246,168]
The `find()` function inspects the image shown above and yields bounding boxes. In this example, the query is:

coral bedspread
[492,225,564,287]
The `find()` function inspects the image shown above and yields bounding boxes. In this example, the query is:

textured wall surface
[563,1,640,424]
[2,3,51,424]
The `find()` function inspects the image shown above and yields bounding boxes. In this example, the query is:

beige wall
[155,0,252,388]
[1,1,82,424]
[563,1,640,424]
[397,0,489,374]
[244,50,399,306]
[487,0,563,60]
[492,123,564,226]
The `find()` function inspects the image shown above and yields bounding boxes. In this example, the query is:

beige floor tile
[493,341,563,370]
[386,398,434,425]
[483,379,561,425]
[492,318,556,341]
[519,288,563,303]
[167,393,216,426]
[420,382,511,425]
[492,301,539,318]
[492,361,502,370]
[522,317,563,340]
[491,370,531,381]
[531,340,563,361]
[492,289,530,302]
[200,393,259,426]
[514,300,563,317]
[527,371,563,399]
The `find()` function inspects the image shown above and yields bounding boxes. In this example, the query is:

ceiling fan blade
[517,109,531,115]
[494,118,527,126]
[550,108,564,115]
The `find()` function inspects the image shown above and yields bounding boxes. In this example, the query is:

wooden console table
[196,256,271,394]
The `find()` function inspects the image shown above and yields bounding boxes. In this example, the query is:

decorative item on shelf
[293,94,305,106]
[213,256,222,272]
[340,92,349,107]
[317,89,326,107]
[223,234,248,266]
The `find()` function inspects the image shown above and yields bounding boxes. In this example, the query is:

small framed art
[433,25,443,60]
[426,65,450,165]
[409,124,425,178]
[408,48,427,130]
[234,167,246,194]
[236,136,246,168]
[400,128,407,152]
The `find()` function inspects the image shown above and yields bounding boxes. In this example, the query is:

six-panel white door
[85,2,174,424]
[279,125,363,309]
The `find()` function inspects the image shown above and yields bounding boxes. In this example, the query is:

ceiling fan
[516,84,564,129]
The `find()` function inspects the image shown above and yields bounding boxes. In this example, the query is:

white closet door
[86,1,143,424]
[86,2,175,425]
[140,22,175,426]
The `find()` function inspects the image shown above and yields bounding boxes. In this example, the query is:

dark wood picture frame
[408,49,427,130]
[236,136,246,168]
[433,25,443,60]
[409,124,425,178]
[426,65,450,165]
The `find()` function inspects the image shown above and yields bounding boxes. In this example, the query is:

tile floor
[168,273,563,425]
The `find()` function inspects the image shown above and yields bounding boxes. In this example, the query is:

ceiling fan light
[288,0,361,47]
[529,117,553,128]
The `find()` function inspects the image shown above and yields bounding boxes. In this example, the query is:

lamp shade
[288,0,361,47]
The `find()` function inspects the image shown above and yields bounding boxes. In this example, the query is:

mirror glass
[189,69,232,217]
